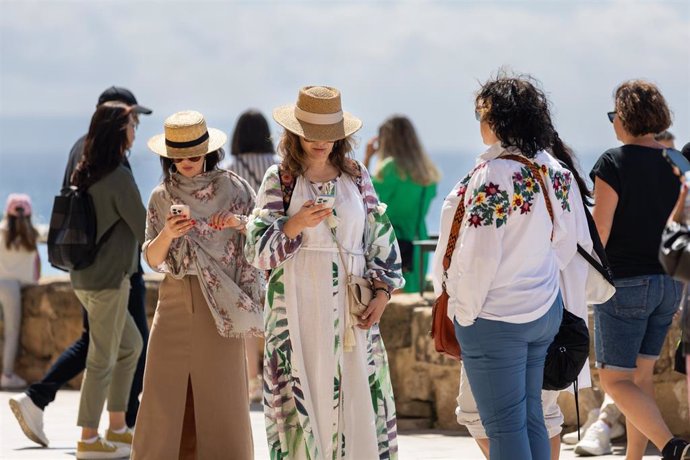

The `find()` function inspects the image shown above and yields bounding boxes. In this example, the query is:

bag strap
[502,154,554,240]
[441,164,485,288]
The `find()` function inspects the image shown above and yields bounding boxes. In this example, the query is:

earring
[203,158,207,172]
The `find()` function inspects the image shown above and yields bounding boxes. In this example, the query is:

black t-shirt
[590,145,685,279]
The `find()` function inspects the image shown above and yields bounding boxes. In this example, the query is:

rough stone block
[396,400,433,419]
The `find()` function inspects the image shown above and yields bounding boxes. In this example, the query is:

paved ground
[1,390,662,460]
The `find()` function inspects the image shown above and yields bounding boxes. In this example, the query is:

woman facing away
[590,80,690,460]
[0,194,40,390]
[433,72,582,460]
[245,86,405,459]
[69,101,145,459]
[131,111,264,460]
[226,108,279,403]
[364,115,440,293]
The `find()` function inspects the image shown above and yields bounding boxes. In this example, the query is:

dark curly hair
[475,73,555,159]
[614,80,671,136]
[277,130,358,178]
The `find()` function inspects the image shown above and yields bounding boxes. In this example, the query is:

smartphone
[662,149,690,177]
[170,204,190,219]
[314,195,336,208]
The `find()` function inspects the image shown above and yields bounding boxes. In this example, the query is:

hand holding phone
[314,195,336,208]
[662,149,690,178]
[170,204,191,219]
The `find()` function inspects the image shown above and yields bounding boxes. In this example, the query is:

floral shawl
[143,169,264,337]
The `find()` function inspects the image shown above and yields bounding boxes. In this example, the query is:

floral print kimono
[245,160,404,460]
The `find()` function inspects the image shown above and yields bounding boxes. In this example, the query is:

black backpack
[47,187,115,271]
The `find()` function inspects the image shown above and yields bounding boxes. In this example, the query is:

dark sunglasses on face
[607,111,616,123]
[173,156,203,163]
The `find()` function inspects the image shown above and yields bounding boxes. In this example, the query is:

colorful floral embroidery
[548,168,572,211]
[466,182,511,228]
[511,166,540,215]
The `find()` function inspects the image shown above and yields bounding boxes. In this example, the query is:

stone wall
[379,294,689,436]
[1,281,688,436]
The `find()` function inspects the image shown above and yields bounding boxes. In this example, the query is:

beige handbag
[332,233,374,351]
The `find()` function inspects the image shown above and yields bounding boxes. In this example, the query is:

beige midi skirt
[131,275,253,460]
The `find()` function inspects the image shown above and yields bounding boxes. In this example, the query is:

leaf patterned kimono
[245,161,404,460]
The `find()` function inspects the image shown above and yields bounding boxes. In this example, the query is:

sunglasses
[173,156,203,163]
[474,110,481,122]
[607,111,616,123]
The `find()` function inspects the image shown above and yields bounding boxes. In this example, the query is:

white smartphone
[314,195,336,208]
[170,204,190,219]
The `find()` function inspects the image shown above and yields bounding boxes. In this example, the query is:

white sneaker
[563,408,600,445]
[8,393,49,447]
[574,420,613,456]
[1,372,27,389]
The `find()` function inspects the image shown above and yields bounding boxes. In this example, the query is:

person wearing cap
[65,101,145,458]
[9,86,152,449]
[0,194,40,390]
[131,111,263,459]
[245,86,404,459]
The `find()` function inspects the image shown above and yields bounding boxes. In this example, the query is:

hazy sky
[1,0,689,155]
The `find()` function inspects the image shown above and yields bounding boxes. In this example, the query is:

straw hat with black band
[273,86,362,142]
[148,111,227,159]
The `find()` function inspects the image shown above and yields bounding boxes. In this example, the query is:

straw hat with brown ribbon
[148,111,227,159]
[273,86,362,142]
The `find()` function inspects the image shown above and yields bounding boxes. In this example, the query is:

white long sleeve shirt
[432,143,580,327]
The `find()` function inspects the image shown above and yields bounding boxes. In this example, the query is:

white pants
[0,279,21,375]
[456,361,564,439]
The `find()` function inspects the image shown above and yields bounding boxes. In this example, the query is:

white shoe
[1,372,27,389]
[563,408,600,445]
[574,420,613,456]
[8,393,49,447]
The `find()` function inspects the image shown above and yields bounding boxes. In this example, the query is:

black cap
[97,86,152,115]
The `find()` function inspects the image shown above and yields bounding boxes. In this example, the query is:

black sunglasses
[607,111,616,123]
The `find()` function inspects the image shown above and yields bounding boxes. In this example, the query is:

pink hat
[5,194,32,217]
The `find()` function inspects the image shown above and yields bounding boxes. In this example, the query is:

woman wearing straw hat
[245,86,404,459]
[131,111,264,460]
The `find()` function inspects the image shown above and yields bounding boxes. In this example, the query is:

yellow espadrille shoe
[105,428,133,447]
[76,437,129,459]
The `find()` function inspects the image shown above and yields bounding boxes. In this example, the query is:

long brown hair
[375,115,440,185]
[71,101,133,189]
[2,214,38,251]
[277,130,358,178]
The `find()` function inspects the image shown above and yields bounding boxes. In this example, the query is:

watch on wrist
[374,286,391,300]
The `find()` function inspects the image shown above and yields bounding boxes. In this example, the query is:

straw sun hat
[148,111,227,159]
[273,86,362,142]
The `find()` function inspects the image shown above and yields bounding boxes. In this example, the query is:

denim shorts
[594,274,682,371]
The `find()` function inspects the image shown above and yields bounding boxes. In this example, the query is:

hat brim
[147,127,227,158]
[132,105,153,115]
[273,105,362,142]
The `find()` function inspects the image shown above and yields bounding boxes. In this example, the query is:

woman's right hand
[284,200,331,239]
[364,136,379,168]
[162,213,195,240]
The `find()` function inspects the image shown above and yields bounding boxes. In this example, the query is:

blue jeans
[594,273,681,370]
[455,294,562,460]
[26,272,149,427]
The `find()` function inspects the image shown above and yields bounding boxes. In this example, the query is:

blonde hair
[375,115,440,185]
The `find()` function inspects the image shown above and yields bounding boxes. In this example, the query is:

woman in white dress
[245,86,405,459]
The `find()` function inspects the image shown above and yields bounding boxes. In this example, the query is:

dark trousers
[26,272,149,428]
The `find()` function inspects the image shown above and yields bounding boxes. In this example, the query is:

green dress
[371,157,437,293]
